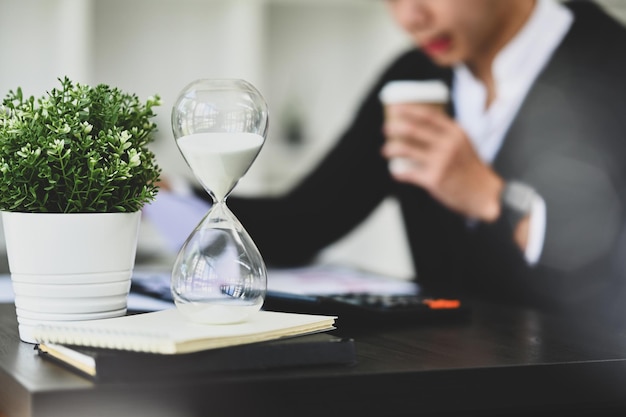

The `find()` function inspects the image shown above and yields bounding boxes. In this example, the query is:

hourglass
[170,79,269,324]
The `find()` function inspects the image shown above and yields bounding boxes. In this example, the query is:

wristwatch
[500,181,536,230]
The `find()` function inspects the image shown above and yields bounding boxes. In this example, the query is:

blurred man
[181,0,626,316]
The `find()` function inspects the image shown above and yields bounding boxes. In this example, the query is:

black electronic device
[263,291,470,324]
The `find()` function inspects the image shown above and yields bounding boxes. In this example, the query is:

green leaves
[0,76,161,213]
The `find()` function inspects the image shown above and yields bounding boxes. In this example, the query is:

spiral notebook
[32,308,337,354]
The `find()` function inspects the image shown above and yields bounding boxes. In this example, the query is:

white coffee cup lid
[379,80,449,104]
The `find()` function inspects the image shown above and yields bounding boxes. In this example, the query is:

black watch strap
[500,181,536,230]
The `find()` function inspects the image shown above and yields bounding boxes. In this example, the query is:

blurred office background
[0,0,623,278]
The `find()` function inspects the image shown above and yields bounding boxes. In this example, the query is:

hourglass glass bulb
[171,202,266,324]
[172,79,268,203]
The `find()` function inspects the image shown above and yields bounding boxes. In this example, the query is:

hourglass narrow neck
[202,200,239,230]
[208,199,229,215]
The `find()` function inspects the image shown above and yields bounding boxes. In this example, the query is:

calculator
[262,291,470,324]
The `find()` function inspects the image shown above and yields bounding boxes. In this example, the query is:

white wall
[0,0,93,95]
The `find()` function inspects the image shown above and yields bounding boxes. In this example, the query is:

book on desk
[33,307,356,381]
[36,333,356,382]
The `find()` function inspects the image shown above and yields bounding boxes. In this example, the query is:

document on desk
[131,264,419,303]
[267,264,419,295]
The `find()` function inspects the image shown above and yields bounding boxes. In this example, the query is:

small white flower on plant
[127,148,141,168]
[118,130,132,150]
[147,96,162,106]
[17,144,31,158]
[48,139,65,154]
[82,121,93,134]
[56,123,71,134]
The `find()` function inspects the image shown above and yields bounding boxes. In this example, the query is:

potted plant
[0,76,162,343]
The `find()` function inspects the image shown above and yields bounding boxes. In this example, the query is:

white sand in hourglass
[176,132,264,201]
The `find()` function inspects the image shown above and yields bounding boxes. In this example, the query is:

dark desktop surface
[2,300,626,417]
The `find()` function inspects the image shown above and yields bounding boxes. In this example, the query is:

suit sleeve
[469,55,626,315]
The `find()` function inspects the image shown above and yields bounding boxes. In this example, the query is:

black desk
[2,301,626,417]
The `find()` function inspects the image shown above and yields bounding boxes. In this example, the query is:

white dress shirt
[452,0,573,264]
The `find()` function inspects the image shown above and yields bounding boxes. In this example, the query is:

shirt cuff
[524,193,546,265]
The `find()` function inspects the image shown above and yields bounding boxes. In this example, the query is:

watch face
[503,181,536,214]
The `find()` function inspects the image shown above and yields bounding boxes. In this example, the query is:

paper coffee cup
[379,80,449,174]
[379,80,449,106]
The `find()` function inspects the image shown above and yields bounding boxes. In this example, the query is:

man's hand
[381,103,504,222]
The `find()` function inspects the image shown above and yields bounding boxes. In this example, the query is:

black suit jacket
[229,1,626,315]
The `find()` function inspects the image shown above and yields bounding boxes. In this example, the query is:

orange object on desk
[423,298,461,309]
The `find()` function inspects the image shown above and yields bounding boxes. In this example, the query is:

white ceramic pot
[1,211,141,343]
